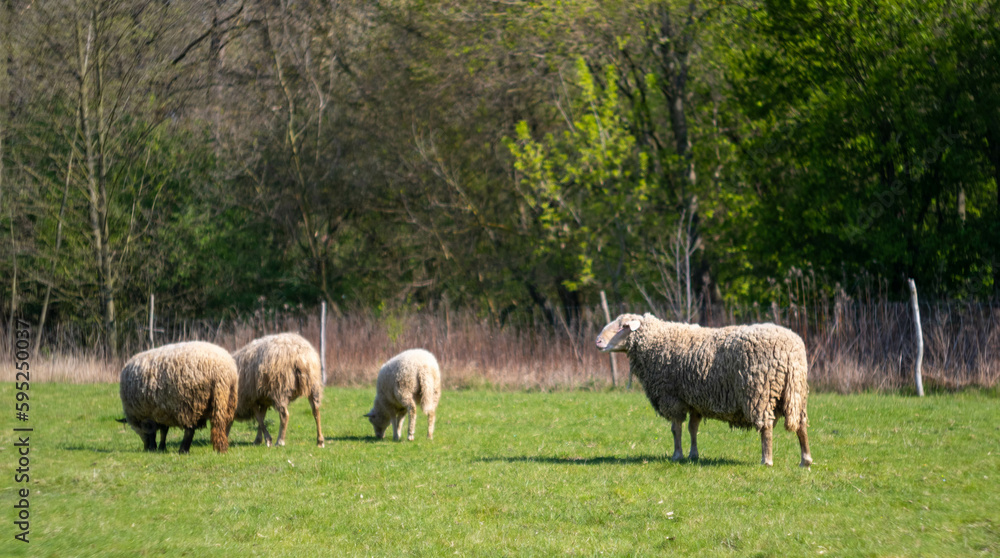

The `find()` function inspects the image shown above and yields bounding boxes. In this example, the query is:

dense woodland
[1,0,998,354]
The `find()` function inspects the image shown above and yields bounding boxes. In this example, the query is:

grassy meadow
[1,383,998,557]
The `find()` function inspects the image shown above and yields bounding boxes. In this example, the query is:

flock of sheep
[119,333,442,453]
[119,313,812,467]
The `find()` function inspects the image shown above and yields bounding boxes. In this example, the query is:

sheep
[596,313,812,467]
[119,341,238,454]
[232,333,325,447]
[365,349,441,441]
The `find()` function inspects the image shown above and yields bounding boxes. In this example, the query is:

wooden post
[320,301,327,386]
[908,279,924,397]
[148,293,155,348]
[599,290,618,388]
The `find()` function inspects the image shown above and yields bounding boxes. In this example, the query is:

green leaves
[727,0,999,299]
[505,58,651,292]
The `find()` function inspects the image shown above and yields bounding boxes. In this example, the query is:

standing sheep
[596,313,812,467]
[365,349,441,441]
[233,333,325,447]
[119,341,238,454]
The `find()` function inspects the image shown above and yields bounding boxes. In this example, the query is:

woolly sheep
[365,349,441,441]
[233,333,325,447]
[596,313,812,467]
[119,341,238,454]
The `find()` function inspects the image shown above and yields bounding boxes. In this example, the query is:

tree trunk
[208,0,224,150]
[77,10,116,356]
[6,215,16,354]
[656,0,698,202]
[2,129,17,352]
[987,127,1000,297]
[262,10,331,302]
[524,281,556,328]
[655,1,705,309]
[34,151,74,356]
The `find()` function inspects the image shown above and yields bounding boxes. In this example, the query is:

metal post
[600,290,618,388]
[149,293,155,348]
[320,301,327,386]
[908,279,924,397]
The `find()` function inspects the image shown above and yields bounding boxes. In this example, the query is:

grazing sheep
[365,349,441,441]
[233,333,325,447]
[596,313,812,467]
[119,341,238,454]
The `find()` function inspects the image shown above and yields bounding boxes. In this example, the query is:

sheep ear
[626,319,641,331]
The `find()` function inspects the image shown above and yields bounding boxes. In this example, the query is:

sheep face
[596,314,643,352]
[365,408,391,439]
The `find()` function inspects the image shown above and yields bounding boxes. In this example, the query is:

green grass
[2,383,998,557]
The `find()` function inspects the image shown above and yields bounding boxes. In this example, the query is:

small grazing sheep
[596,313,812,467]
[365,349,441,441]
[119,341,238,454]
[233,333,325,447]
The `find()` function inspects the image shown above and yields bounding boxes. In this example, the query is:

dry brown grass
[3,299,997,392]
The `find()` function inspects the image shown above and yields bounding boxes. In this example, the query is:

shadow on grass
[227,439,266,448]
[67,437,222,453]
[324,435,379,443]
[60,444,116,453]
[476,455,742,466]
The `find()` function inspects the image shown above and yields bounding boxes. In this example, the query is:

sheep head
[596,313,643,352]
[364,408,390,439]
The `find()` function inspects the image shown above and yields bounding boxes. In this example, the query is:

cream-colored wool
[597,313,812,467]
[119,341,238,454]
[233,333,324,447]
[365,349,441,441]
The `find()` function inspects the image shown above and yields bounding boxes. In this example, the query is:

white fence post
[600,290,618,388]
[908,279,925,397]
[149,293,155,348]
[320,301,327,386]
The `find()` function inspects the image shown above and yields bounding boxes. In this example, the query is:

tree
[506,59,651,300]
[726,0,999,298]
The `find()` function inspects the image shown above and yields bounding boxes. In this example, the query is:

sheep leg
[274,403,289,447]
[797,426,812,467]
[406,405,417,441]
[426,409,436,441]
[670,420,684,461]
[760,422,774,466]
[142,430,157,452]
[391,413,403,442]
[309,394,324,448]
[179,427,196,454]
[253,405,272,446]
[157,424,169,451]
[688,413,701,461]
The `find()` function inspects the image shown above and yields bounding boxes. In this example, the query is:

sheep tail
[294,352,323,405]
[781,350,809,432]
[210,377,237,453]
[416,368,438,414]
